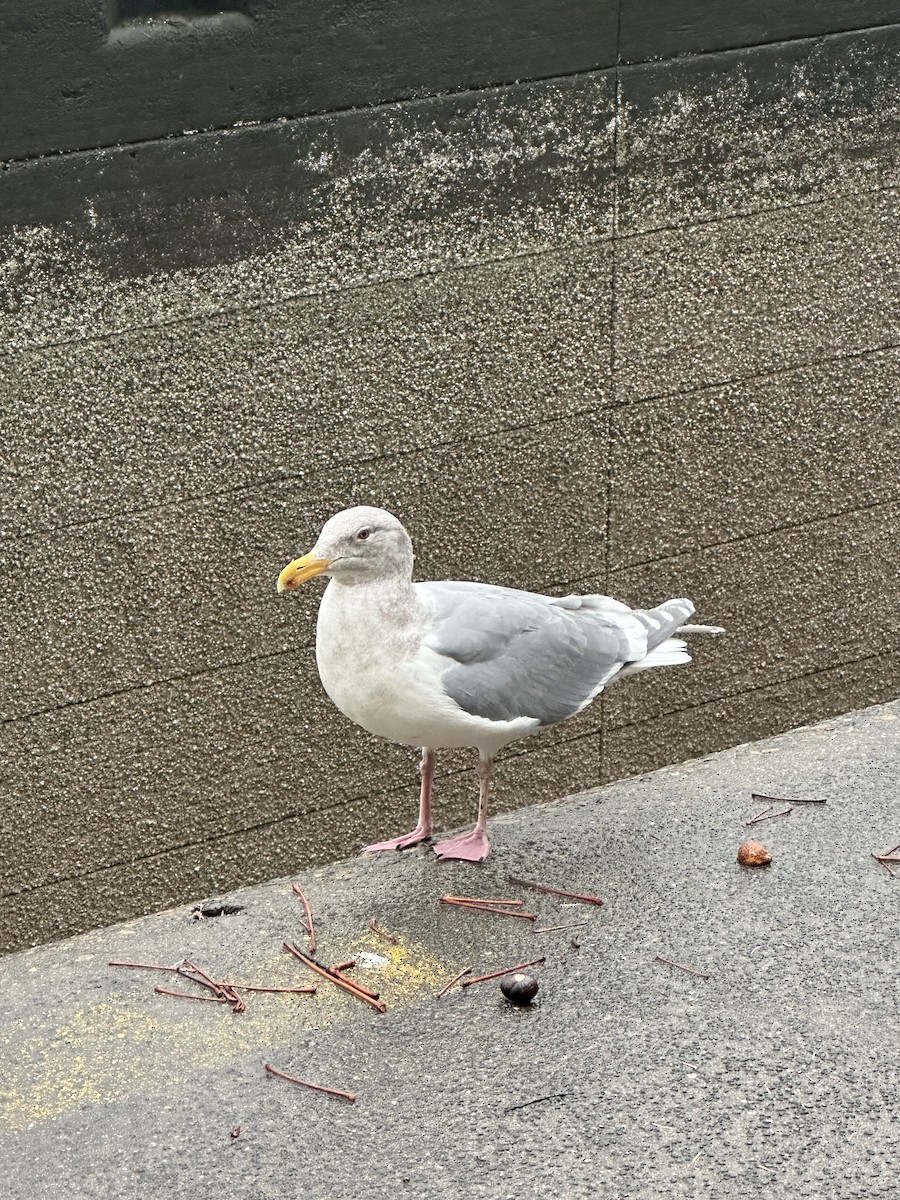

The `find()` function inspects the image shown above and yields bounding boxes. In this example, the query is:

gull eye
[356,527,372,541]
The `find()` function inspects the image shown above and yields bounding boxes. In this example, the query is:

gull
[277,506,722,862]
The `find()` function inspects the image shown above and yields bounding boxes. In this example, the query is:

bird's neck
[320,573,420,641]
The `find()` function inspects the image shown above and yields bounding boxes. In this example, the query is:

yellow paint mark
[0,940,458,1131]
[17,1055,101,1123]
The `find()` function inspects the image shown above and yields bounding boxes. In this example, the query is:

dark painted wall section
[0,0,616,159]
[619,0,900,60]
[6,2,900,161]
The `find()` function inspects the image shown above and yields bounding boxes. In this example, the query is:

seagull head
[277,506,414,592]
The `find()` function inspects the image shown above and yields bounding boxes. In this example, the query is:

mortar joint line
[0,644,313,728]
[602,0,624,786]
[610,337,900,412]
[0,66,611,170]
[607,493,900,573]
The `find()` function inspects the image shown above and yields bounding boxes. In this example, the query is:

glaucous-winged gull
[277,506,722,862]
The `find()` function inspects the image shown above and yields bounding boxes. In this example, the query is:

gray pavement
[1,701,898,1199]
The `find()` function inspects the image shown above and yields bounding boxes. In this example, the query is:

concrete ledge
[1,700,897,1198]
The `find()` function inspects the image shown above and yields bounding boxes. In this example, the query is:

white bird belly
[315,584,535,752]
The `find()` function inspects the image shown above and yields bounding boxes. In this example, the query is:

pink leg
[433,757,492,862]
[361,748,435,853]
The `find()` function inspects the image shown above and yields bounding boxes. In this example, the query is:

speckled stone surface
[3,28,900,951]
[609,500,900,721]
[0,713,600,952]
[602,649,900,782]
[616,187,900,402]
[608,348,900,567]
[1,700,898,1199]
[618,24,900,232]
[0,246,611,540]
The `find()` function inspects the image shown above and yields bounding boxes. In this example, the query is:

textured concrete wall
[2,20,899,952]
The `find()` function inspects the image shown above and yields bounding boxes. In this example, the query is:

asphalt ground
[1,700,898,1199]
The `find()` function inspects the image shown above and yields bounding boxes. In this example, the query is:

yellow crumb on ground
[347,933,448,1003]
[0,937,456,1130]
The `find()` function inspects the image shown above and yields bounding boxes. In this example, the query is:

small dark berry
[500,973,539,1005]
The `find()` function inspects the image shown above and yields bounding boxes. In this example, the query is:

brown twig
[175,970,221,997]
[154,985,225,1004]
[113,958,307,1009]
[265,1063,356,1103]
[872,854,897,878]
[507,876,604,907]
[440,898,537,920]
[368,918,399,945]
[224,983,317,995]
[441,895,523,906]
[109,960,185,974]
[655,955,711,980]
[222,985,246,1014]
[181,959,226,997]
[534,921,589,934]
[460,958,546,988]
[883,841,900,857]
[745,804,772,825]
[330,959,356,973]
[283,942,387,1013]
[751,793,826,805]
[331,971,381,1000]
[180,960,249,1011]
[291,884,318,954]
[746,805,792,826]
[434,965,473,999]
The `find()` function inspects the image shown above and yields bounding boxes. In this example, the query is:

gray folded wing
[416,580,645,725]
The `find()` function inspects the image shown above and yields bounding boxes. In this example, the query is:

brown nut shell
[737,840,773,866]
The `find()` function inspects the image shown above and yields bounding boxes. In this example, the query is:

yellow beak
[276,552,332,593]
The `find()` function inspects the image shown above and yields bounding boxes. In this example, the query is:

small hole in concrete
[191,902,244,919]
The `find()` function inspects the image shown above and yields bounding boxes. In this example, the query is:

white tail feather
[617,637,692,678]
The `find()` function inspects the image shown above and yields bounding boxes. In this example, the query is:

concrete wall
[2,7,899,951]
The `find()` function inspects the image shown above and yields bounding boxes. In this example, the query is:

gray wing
[416,580,644,726]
